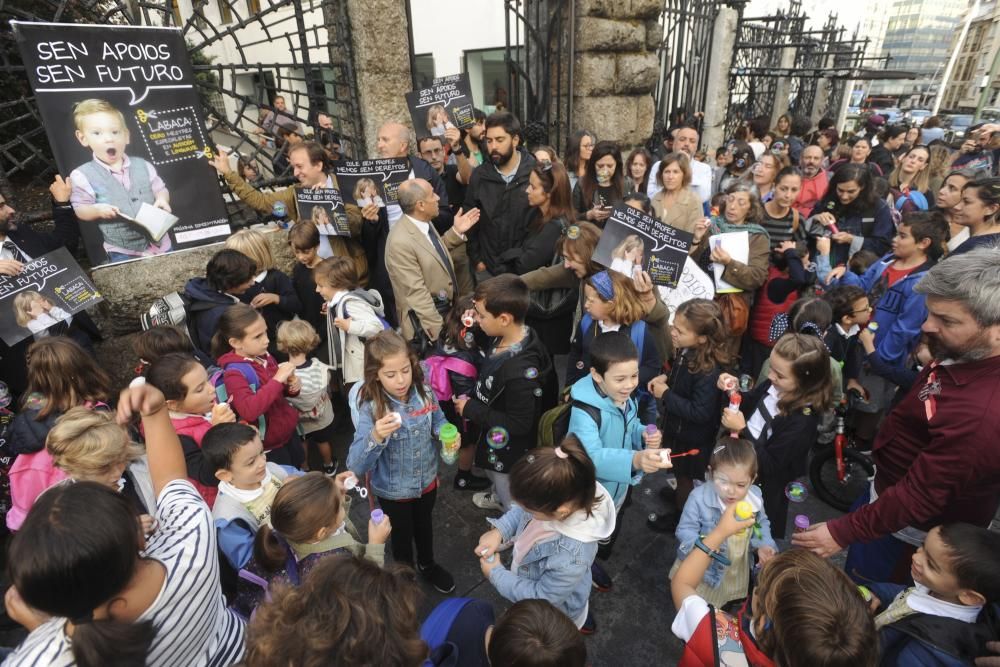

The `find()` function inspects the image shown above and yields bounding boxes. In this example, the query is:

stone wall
[573,0,661,147]
[90,228,295,389]
[346,0,413,155]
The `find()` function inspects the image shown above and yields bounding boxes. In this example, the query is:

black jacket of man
[463,148,536,275]
[0,200,100,400]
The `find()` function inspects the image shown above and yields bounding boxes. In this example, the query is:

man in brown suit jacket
[386,179,479,342]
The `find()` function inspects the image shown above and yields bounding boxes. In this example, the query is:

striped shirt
[4,480,245,667]
[762,208,799,251]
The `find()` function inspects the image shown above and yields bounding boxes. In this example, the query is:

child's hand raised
[474,528,503,561]
[717,373,739,392]
[721,407,746,432]
[633,448,672,474]
[713,501,756,540]
[274,361,297,383]
[368,513,392,545]
[372,412,402,443]
[757,546,777,564]
[648,374,669,399]
[117,384,167,424]
[211,401,236,425]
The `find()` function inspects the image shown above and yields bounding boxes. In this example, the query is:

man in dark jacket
[0,176,100,400]
[183,249,257,358]
[463,111,536,281]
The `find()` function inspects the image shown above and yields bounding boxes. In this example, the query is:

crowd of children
[2,154,1000,666]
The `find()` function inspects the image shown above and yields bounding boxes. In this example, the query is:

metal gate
[0,0,364,224]
[504,0,574,154]
[653,0,720,129]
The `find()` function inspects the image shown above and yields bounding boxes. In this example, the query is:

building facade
[869,0,969,106]
[939,0,1000,112]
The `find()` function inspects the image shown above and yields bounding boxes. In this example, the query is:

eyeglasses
[852,305,873,314]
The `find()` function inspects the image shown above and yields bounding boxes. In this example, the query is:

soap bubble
[533,388,543,397]
[486,427,509,450]
[488,452,498,464]
[524,367,538,379]
[785,481,808,503]
[648,513,658,522]
[496,462,504,472]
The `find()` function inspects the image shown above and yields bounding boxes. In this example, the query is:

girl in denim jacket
[476,436,616,634]
[670,438,778,609]
[347,330,455,594]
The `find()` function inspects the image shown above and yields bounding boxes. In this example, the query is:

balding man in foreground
[385,179,479,342]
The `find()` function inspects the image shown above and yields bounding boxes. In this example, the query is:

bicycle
[809,389,876,512]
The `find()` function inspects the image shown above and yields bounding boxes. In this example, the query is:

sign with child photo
[295,188,350,237]
[592,204,694,288]
[12,21,232,267]
[405,73,477,140]
[334,159,410,209]
[0,247,104,346]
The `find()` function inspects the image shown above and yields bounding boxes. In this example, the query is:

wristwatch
[453,142,468,158]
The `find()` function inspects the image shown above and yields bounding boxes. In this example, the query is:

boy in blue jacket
[833,212,947,417]
[869,523,1000,666]
[567,332,671,591]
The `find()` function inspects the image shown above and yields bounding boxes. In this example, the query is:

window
[170,0,183,26]
[218,0,233,23]
[246,0,261,13]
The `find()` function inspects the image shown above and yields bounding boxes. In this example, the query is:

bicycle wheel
[809,448,875,512]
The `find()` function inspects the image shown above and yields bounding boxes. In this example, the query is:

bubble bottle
[438,423,460,464]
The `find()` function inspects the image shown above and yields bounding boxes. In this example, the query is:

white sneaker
[473,491,504,511]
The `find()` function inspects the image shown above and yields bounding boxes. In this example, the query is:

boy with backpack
[568,332,671,591]
[314,256,390,386]
[453,275,558,513]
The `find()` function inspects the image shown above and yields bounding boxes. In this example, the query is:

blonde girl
[353,178,383,208]
[224,229,302,356]
[13,291,69,335]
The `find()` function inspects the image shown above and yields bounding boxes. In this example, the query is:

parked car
[907,109,931,126]
[945,114,975,142]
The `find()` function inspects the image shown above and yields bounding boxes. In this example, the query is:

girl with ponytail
[475,436,617,634]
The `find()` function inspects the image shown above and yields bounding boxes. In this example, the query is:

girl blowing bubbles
[253,472,391,584]
[670,438,778,609]
[476,437,616,634]
[717,334,832,538]
[347,330,455,593]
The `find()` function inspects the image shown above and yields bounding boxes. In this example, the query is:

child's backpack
[335,288,392,340]
[888,189,929,227]
[422,355,478,402]
[537,398,602,449]
[211,362,267,440]
[580,314,648,356]
[420,598,495,666]
[140,291,217,343]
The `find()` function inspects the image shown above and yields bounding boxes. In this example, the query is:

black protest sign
[405,73,476,140]
[334,159,411,209]
[592,204,693,288]
[0,247,104,346]
[11,22,232,267]
[296,188,350,237]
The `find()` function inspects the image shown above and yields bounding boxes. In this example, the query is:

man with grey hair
[794,245,1000,583]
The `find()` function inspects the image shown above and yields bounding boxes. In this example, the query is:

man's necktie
[428,231,458,297]
[3,240,26,263]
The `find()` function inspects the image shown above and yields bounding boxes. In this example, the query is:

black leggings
[378,488,437,568]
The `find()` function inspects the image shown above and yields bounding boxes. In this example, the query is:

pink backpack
[422,356,477,402]
[6,449,69,531]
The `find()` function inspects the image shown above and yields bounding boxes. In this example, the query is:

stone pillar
[810,77,832,124]
[701,5,739,153]
[770,46,797,127]
[572,0,661,147]
[345,0,413,155]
